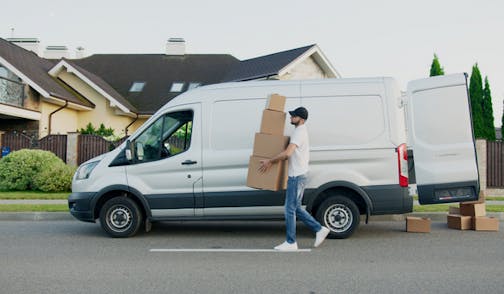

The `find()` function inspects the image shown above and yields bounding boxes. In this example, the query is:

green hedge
[0,149,76,192]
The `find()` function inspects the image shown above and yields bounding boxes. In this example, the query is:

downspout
[124,113,138,136]
[48,100,68,135]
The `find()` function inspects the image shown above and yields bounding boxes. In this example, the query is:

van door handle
[181,160,197,165]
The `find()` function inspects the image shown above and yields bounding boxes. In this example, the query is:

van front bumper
[68,192,97,222]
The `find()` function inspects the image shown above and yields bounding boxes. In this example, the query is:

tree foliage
[79,123,114,137]
[469,64,484,138]
[482,77,495,140]
[429,54,445,76]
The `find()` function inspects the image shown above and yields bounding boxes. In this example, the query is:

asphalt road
[1,220,503,294]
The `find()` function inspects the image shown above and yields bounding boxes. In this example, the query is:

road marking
[150,248,311,253]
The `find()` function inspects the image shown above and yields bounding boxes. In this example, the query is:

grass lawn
[0,191,69,200]
[0,204,68,212]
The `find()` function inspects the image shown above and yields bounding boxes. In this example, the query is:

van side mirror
[125,140,133,161]
[136,142,144,161]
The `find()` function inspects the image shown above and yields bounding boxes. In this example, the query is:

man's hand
[259,159,272,173]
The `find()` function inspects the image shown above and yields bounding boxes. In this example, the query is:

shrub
[33,164,76,192]
[0,149,74,192]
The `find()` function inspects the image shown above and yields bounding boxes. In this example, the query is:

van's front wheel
[316,195,360,239]
[99,197,142,238]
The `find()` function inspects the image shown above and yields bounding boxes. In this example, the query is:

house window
[188,82,201,90]
[0,66,8,78]
[170,82,184,92]
[129,82,146,92]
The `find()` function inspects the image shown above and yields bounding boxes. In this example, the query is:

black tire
[99,197,143,238]
[315,195,360,239]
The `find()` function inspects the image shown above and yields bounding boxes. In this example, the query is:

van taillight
[397,143,408,187]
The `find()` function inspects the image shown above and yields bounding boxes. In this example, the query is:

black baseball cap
[289,107,308,120]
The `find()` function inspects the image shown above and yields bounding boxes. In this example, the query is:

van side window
[133,110,193,163]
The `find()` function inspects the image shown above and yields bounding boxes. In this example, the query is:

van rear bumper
[68,192,96,222]
[363,185,413,215]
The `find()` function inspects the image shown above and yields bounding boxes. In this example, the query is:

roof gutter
[48,100,68,135]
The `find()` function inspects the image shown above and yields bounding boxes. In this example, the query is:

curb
[0,212,503,222]
[0,212,75,221]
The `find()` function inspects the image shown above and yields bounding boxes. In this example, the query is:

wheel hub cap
[324,204,353,233]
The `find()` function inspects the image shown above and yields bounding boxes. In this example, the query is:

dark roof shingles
[221,44,314,82]
[0,38,92,108]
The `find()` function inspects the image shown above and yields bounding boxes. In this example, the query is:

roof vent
[6,38,40,56]
[75,46,86,59]
[166,38,185,56]
[44,46,69,59]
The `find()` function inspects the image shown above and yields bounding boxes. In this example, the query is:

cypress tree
[501,100,504,141]
[482,77,495,140]
[429,54,445,76]
[469,64,484,138]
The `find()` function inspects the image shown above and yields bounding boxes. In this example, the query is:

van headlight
[75,161,99,180]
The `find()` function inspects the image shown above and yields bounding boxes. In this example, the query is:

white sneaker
[274,241,298,251]
[314,226,330,248]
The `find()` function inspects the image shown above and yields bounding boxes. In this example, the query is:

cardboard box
[260,109,286,135]
[406,216,431,233]
[246,155,287,191]
[460,202,486,217]
[472,216,499,231]
[448,206,460,215]
[253,133,290,158]
[447,214,472,230]
[266,94,286,112]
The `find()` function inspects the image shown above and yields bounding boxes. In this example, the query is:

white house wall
[279,56,326,80]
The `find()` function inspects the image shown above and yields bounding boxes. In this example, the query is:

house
[0,37,339,140]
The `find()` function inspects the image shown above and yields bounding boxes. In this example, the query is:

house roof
[221,44,316,82]
[1,38,338,115]
[73,54,240,114]
[51,59,138,113]
[0,38,93,109]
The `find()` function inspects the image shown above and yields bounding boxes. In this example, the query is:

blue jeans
[285,174,322,244]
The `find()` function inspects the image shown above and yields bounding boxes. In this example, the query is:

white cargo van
[68,73,479,238]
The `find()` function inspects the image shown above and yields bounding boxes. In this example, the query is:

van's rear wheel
[99,197,142,238]
[316,195,360,239]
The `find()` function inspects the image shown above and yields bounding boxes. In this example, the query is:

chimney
[75,46,86,59]
[166,38,185,55]
[44,45,70,59]
[7,38,40,56]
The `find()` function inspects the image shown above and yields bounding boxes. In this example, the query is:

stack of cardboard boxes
[447,196,499,231]
[246,94,290,191]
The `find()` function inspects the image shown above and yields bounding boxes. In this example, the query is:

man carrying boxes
[248,94,330,251]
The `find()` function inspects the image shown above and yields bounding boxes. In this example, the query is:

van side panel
[300,79,411,214]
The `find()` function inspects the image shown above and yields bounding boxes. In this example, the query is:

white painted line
[150,248,311,253]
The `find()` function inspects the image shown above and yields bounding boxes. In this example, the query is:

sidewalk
[1,199,503,222]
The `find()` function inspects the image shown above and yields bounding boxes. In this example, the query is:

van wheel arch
[309,183,372,221]
[93,188,150,221]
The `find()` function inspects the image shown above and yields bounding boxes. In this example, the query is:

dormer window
[170,82,184,92]
[129,82,146,92]
[188,82,201,90]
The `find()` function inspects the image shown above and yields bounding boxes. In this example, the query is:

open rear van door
[406,73,479,204]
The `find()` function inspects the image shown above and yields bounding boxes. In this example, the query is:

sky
[2,0,503,126]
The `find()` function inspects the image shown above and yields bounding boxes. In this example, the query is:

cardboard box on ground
[447,194,499,231]
[246,94,290,191]
[406,216,431,233]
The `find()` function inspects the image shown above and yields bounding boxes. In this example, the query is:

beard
[290,120,299,126]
